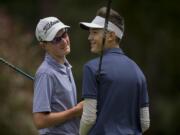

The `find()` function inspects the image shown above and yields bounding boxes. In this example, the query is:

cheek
[96,39,102,47]
[65,36,70,43]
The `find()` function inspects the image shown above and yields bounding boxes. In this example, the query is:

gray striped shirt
[33,53,79,135]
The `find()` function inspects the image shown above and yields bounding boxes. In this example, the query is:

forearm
[80,119,95,135]
[140,107,150,133]
[79,99,97,135]
[33,102,83,129]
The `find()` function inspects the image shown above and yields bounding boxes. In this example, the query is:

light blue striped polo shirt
[33,53,79,135]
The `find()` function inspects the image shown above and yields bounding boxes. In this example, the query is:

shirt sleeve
[33,73,54,113]
[82,64,98,99]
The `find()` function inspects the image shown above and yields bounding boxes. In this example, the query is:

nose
[61,36,68,46]
[88,33,92,41]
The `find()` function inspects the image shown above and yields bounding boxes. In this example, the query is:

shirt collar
[45,53,72,73]
[104,48,124,55]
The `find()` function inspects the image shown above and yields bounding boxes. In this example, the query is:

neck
[48,53,66,64]
[105,42,119,49]
[56,57,65,64]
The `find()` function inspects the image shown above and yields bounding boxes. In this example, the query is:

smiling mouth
[63,45,70,50]
[60,43,69,49]
[91,43,97,48]
[61,46,67,50]
[90,41,95,45]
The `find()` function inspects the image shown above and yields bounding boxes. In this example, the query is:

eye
[61,32,67,38]
[52,36,62,44]
[90,30,98,35]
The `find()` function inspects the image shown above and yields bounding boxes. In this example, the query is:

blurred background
[0,0,179,134]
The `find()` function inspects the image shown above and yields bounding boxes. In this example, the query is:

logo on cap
[43,20,60,34]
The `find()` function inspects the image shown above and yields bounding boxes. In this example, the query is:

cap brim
[46,23,70,41]
[79,22,103,30]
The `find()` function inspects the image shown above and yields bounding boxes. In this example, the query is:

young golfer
[79,7,150,135]
[33,16,83,135]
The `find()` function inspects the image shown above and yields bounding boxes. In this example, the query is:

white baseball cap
[35,17,70,42]
[80,16,123,39]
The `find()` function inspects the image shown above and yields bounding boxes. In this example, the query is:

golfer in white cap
[33,16,83,135]
[79,7,150,135]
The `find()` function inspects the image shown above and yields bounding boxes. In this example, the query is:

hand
[74,101,84,117]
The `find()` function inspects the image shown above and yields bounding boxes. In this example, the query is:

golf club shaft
[96,0,112,82]
[0,57,34,80]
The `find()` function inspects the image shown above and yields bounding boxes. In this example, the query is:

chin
[91,48,99,54]
[65,49,70,55]
[90,48,95,53]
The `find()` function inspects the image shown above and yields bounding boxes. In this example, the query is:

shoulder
[83,58,99,71]
[35,61,54,77]
[128,59,146,81]
[85,57,100,66]
[122,55,146,79]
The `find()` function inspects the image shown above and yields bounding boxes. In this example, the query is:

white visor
[80,16,123,39]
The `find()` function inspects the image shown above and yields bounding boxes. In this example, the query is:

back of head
[96,7,124,35]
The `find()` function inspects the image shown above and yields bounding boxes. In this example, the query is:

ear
[39,42,46,49]
[107,31,116,41]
